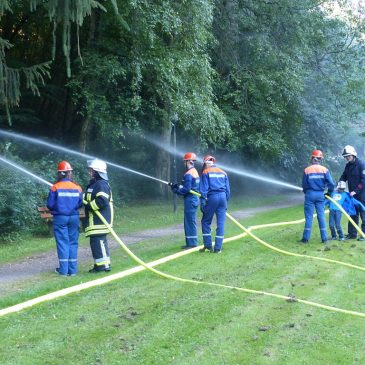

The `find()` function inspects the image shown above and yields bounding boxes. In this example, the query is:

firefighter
[170,152,200,249]
[199,155,230,253]
[301,150,334,244]
[47,161,83,276]
[339,145,365,240]
[83,159,113,272]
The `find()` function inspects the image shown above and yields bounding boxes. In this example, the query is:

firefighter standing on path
[338,145,365,241]
[301,150,334,244]
[47,161,83,276]
[83,159,113,272]
[170,152,200,249]
[199,155,230,253]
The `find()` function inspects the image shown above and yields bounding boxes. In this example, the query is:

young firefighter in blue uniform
[199,155,230,253]
[47,161,83,276]
[325,181,349,241]
[301,150,334,244]
[325,180,365,241]
[170,152,200,250]
[339,145,365,241]
[83,159,113,272]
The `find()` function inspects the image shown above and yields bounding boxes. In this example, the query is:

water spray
[0,156,52,187]
[0,129,170,185]
[142,135,302,191]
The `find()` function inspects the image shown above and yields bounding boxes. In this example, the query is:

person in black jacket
[339,145,365,240]
[83,159,114,272]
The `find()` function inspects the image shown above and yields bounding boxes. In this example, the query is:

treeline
[0,0,364,234]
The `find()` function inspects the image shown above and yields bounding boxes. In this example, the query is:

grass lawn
[2,196,365,364]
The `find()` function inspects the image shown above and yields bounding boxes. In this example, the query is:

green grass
[2,196,365,364]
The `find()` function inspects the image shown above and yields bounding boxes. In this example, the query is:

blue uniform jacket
[47,178,83,216]
[302,164,334,194]
[175,167,200,197]
[325,191,365,215]
[200,165,230,201]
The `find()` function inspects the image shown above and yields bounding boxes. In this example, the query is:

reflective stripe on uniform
[58,192,81,197]
[96,191,110,199]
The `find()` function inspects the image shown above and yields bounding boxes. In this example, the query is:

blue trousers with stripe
[302,190,327,242]
[201,192,227,250]
[184,196,199,247]
[53,214,80,275]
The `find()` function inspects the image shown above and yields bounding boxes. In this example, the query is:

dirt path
[0,194,302,291]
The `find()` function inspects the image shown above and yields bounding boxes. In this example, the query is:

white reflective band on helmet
[88,159,107,173]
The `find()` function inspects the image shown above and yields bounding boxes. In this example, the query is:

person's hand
[350,191,356,197]
[324,192,330,199]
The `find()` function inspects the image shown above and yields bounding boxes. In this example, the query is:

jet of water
[143,135,303,191]
[0,156,52,187]
[0,129,169,185]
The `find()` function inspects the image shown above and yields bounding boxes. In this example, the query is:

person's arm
[46,186,57,211]
[325,170,335,194]
[176,174,193,196]
[225,174,230,201]
[89,182,110,211]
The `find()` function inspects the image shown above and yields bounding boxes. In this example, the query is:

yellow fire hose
[91,210,365,318]
[2,191,365,318]
[193,190,365,272]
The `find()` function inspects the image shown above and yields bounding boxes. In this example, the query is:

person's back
[200,155,230,254]
[47,161,82,277]
[300,150,334,244]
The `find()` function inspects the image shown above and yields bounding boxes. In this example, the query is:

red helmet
[183,152,197,161]
[311,150,323,159]
[203,155,216,163]
[57,161,73,172]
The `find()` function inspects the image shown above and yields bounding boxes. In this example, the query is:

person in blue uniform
[339,145,365,241]
[170,152,200,250]
[301,150,334,244]
[83,159,113,273]
[325,180,365,241]
[47,161,83,276]
[199,155,230,253]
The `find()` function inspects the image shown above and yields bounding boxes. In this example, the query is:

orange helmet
[183,152,197,161]
[311,150,323,159]
[203,155,216,163]
[57,161,73,172]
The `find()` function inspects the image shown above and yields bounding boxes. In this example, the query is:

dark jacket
[84,177,113,237]
[339,157,365,201]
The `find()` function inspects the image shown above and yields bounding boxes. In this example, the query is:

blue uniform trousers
[184,196,199,247]
[53,214,80,275]
[303,190,327,242]
[329,210,344,239]
[202,192,227,251]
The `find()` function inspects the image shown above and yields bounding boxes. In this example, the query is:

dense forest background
[0,0,364,235]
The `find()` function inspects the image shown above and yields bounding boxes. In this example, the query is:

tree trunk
[155,116,172,197]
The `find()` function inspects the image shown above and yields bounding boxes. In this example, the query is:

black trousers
[90,234,110,267]
[348,205,365,237]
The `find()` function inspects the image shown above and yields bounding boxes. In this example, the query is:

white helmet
[342,145,357,157]
[337,181,346,190]
[87,159,108,180]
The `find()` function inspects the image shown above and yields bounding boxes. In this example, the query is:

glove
[324,192,330,199]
